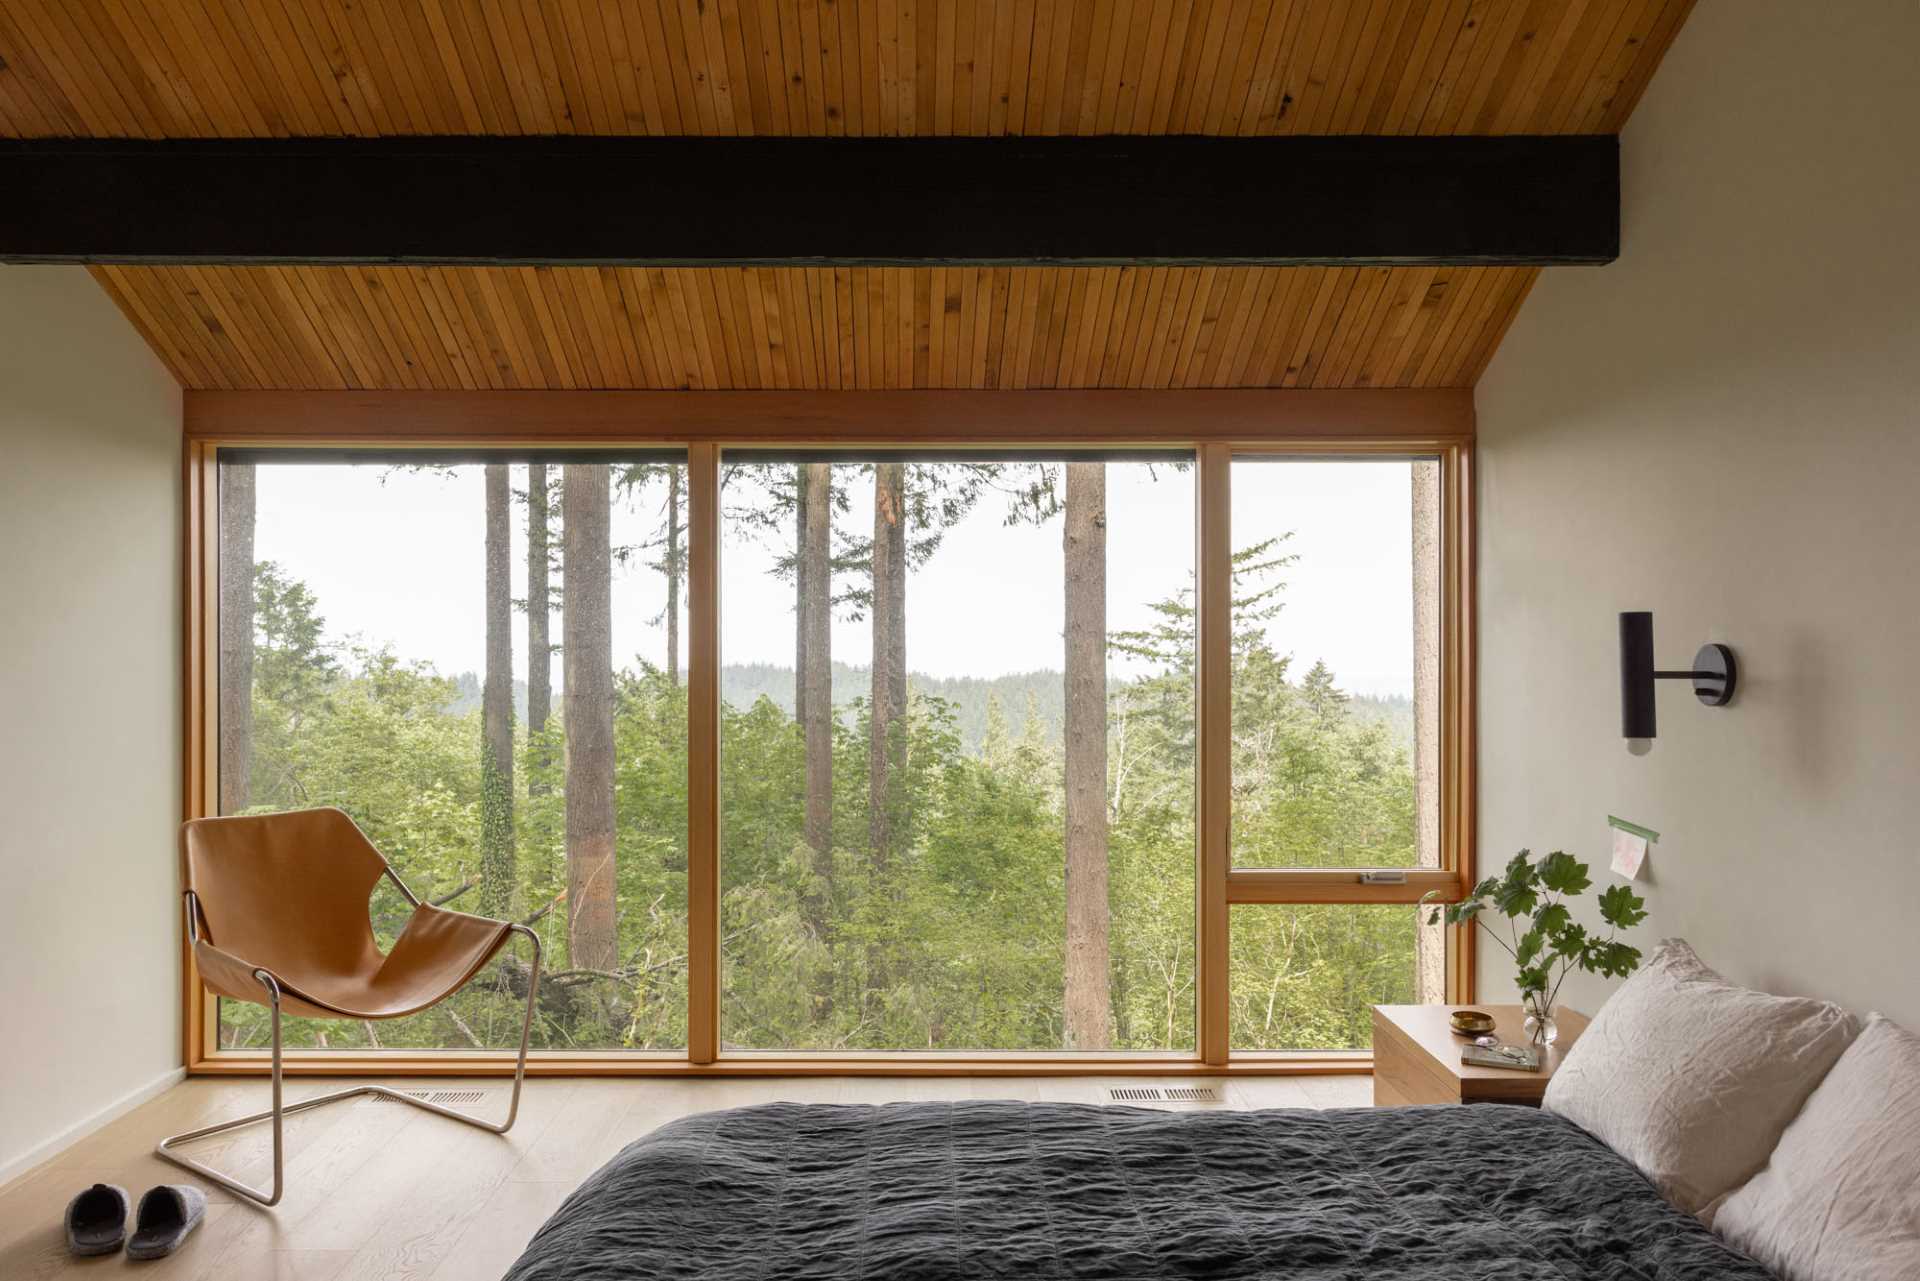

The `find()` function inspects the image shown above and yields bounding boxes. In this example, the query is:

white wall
[1475,0,1920,1026]
[0,266,183,1180]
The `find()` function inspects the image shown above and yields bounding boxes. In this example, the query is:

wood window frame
[1217,441,1477,1064]
[181,389,1476,1077]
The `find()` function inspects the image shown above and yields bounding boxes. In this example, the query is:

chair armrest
[191,938,280,1006]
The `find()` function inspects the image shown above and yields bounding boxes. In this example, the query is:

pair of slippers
[65,1183,206,1260]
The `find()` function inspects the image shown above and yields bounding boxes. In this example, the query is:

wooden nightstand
[1371,1004,1590,1107]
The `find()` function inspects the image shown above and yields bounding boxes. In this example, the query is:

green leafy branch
[1421,849,1648,1013]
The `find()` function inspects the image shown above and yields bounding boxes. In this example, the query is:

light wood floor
[0,1073,1372,1280]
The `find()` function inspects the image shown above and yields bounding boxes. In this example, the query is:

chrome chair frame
[156,870,542,1207]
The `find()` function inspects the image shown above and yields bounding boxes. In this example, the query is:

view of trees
[215,454,1432,1056]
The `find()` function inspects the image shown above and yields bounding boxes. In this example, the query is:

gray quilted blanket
[503,1101,1775,1280]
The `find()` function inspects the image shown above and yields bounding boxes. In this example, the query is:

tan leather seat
[182,807,513,1021]
[163,808,538,1207]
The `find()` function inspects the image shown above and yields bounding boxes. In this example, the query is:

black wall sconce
[1619,611,1736,739]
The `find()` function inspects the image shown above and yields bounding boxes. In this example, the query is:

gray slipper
[126,1184,206,1260]
[65,1183,130,1256]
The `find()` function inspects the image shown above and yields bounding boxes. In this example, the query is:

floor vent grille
[369,1089,491,1105]
[1107,1086,1222,1103]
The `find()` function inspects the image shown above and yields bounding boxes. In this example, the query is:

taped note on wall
[1608,815,1659,881]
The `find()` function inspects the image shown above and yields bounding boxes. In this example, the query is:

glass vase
[1522,991,1558,1045]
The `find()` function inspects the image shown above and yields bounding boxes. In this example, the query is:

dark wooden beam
[2,136,1617,267]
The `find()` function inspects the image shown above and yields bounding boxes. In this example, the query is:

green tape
[1608,815,1660,843]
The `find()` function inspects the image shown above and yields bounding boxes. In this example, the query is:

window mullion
[1195,444,1232,1066]
[687,443,722,1064]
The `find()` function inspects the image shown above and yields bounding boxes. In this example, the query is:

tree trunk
[868,462,907,870]
[1062,461,1112,1049]
[480,464,517,918]
[564,464,618,972]
[798,463,834,928]
[1410,461,1446,1002]
[866,462,907,1005]
[527,462,552,794]
[665,467,682,685]
[217,462,256,815]
[796,466,810,738]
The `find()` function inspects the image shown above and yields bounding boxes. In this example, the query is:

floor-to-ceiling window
[215,451,689,1053]
[197,432,1466,1068]
[718,453,1196,1053]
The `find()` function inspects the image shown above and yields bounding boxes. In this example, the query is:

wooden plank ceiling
[92,264,1533,391]
[0,0,1694,391]
[0,0,1690,138]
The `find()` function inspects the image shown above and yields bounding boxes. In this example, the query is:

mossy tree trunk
[217,461,255,815]
[665,466,682,685]
[564,464,618,972]
[527,461,552,794]
[867,461,908,1004]
[797,464,835,925]
[480,463,517,918]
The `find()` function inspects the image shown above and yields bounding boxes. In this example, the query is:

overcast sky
[250,457,1422,698]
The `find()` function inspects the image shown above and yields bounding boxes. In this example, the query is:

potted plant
[1423,850,1649,1045]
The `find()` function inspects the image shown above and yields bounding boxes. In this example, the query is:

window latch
[1359,870,1407,885]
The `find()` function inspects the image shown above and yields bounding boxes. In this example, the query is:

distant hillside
[448,663,1060,754]
[723,662,1065,754]
[446,671,526,720]
[450,666,1410,758]
[1347,693,1415,754]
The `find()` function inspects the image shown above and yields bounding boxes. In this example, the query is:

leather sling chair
[158,808,541,1207]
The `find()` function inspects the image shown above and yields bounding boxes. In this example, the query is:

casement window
[187,414,1472,1073]
[1222,456,1450,1053]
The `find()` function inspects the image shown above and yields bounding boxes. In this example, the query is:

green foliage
[1515,930,1544,968]
[1536,851,1591,896]
[224,541,1427,1055]
[1533,903,1571,937]
[251,561,335,707]
[1229,903,1422,1050]
[1422,848,1646,1016]
[1597,883,1650,930]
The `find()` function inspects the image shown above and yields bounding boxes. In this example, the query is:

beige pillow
[1541,938,1858,1215]
[1715,1014,1920,1281]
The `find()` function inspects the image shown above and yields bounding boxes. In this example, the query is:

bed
[502,1100,1774,1280]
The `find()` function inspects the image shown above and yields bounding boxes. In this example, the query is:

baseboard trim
[0,1065,187,1190]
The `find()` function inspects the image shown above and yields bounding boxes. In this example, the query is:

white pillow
[1541,938,1858,1216]
[1715,1014,1920,1281]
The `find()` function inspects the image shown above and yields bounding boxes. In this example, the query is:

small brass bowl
[1449,1010,1496,1036]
